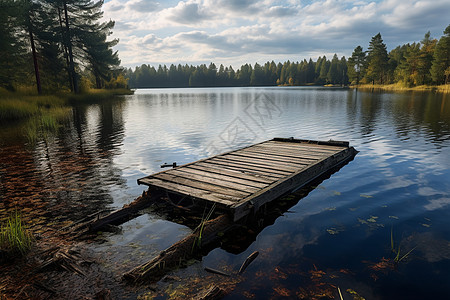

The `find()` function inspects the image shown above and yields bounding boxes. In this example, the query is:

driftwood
[195,285,225,300]
[204,267,230,277]
[123,214,234,284]
[35,246,88,276]
[238,251,259,275]
[67,189,163,236]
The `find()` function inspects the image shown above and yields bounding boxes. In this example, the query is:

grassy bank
[352,83,450,94]
[65,88,134,103]
[0,88,133,123]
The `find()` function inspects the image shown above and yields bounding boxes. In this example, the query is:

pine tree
[431,25,450,84]
[327,54,340,84]
[365,33,389,84]
[0,1,27,90]
[418,31,436,85]
[347,46,366,85]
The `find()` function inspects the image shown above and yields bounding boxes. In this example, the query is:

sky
[102,0,450,70]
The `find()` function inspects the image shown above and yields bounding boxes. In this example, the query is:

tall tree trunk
[63,1,78,93]
[28,22,41,94]
[57,6,73,92]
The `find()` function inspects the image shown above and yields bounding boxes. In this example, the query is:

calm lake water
[1,87,450,299]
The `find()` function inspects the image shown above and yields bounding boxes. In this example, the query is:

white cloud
[102,0,450,68]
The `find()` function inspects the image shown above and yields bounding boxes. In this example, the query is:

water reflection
[0,98,127,229]
[1,87,450,299]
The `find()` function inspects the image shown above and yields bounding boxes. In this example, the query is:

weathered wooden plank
[238,148,320,162]
[261,142,345,152]
[180,167,270,188]
[208,157,294,175]
[139,177,238,206]
[271,137,349,147]
[226,151,313,165]
[249,145,333,159]
[152,173,251,198]
[196,161,285,179]
[255,143,340,155]
[192,162,281,182]
[167,169,261,193]
[218,154,303,172]
[224,152,310,165]
[265,140,346,152]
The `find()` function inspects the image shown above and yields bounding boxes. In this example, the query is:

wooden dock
[138,138,357,221]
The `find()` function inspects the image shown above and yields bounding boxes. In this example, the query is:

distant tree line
[126,24,450,88]
[125,56,348,88]
[0,0,126,94]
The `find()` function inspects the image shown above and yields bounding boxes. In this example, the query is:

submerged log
[123,214,234,284]
[67,188,163,236]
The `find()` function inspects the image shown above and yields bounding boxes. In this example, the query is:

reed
[193,203,216,251]
[390,227,416,263]
[0,211,34,257]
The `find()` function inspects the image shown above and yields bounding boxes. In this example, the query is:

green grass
[0,99,39,121]
[0,211,34,257]
[0,90,67,123]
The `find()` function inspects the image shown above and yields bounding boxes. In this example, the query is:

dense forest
[0,0,126,94]
[126,25,450,88]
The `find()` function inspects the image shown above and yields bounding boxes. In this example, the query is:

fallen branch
[195,285,225,300]
[238,251,259,275]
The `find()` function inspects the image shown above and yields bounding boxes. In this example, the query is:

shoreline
[350,83,450,94]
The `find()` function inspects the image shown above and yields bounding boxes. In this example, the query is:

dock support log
[68,189,163,236]
[123,214,233,284]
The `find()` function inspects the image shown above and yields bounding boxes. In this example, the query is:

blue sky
[102,0,450,69]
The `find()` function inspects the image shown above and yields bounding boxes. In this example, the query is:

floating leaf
[273,286,291,297]
[349,207,358,211]
[327,228,339,235]
[347,288,366,300]
[360,194,373,198]
[332,191,341,196]
[389,216,399,219]
[357,218,368,225]
[367,216,378,223]
[325,207,336,211]
[421,223,431,228]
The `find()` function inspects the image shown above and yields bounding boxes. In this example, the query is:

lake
[1,87,450,299]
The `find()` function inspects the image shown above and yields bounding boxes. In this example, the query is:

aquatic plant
[391,227,416,263]
[0,211,34,257]
[193,203,216,251]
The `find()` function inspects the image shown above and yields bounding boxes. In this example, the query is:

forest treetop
[0,0,126,94]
